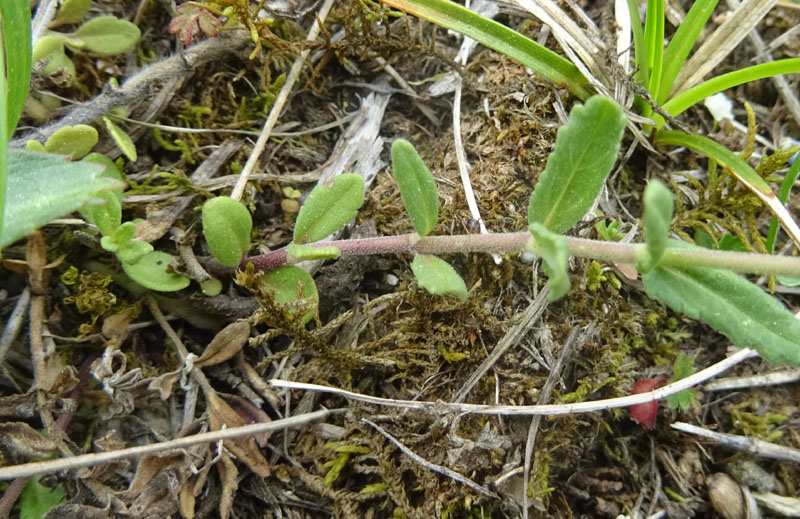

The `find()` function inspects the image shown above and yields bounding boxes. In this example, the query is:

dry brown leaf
[219,393,272,447]
[101,307,138,346]
[127,452,188,494]
[126,470,180,519]
[207,391,271,477]
[194,321,250,367]
[0,422,58,461]
[0,392,38,419]
[147,368,181,400]
[217,452,239,519]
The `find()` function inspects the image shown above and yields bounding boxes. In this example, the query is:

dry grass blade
[671,422,800,463]
[671,0,778,97]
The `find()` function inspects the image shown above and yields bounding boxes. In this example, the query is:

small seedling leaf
[637,180,673,273]
[51,0,91,27]
[32,35,76,78]
[287,243,341,262]
[293,174,364,244]
[202,197,253,267]
[122,251,190,292]
[68,16,141,54]
[410,254,467,301]
[103,116,137,161]
[260,266,319,324]
[113,239,153,265]
[528,223,570,300]
[19,476,65,519]
[1,150,122,248]
[44,124,98,159]
[528,96,626,234]
[665,353,698,410]
[79,153,125,235]
[391,139,439,237]
[643,241,800,366]
[169,2,222,45]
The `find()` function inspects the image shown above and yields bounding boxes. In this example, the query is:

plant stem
[241,231,800,278]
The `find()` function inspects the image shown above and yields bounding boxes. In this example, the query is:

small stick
[704,368,800,391]
[523,327,582,518]
[671,422,800,463]
[362,418,499,499]
[272,347,758,416]
[0,409,341,481]
[230,0,336,201]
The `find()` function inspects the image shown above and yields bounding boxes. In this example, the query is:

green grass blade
[766,153,800,253]
[1,0,31,135]
[643,241,800,366]
[528,96,626,234]
[656,0,718,105]
[644,0,664,96]
[662,58,800,120]
[380,0,591,100]
[0,12,7,250]
[656,129,800,250]
[625,0,648,87]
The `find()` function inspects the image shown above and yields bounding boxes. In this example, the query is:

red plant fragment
[629,375,667,430]
[169,3,222,46]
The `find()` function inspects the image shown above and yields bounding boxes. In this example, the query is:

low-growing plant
[203,96,800,367]
[0,0,124,252]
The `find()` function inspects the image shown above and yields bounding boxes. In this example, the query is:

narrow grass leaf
[287,243,341,262]
[103,116,137,161]
[379,0,591,100]
[528,96,626,234]
[655,0,718,105]
[528,223,569,300]
[766,154,800,253]
[68,16,141,54]
[643,241,800,366]
[410,254,467,301]
[202,197,253,267]
[391,139,438,237]
[656,129,800,250]
[661,58,800,121]
[637,180,673,273]
[625,0,648,87]
[2,150,123,248]
[644,0,664,96]
[260,265,319,324]
[1,0,32,135]
[122,251,190,292]
[293,174,364,244]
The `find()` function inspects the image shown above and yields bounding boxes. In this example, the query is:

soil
[1,1,800,518]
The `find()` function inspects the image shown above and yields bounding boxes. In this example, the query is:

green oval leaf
[643,240,800,366]
[391,139,439,237]
[44,124,98,159]
[528,222,569,300]
[114,240,153,265]
[1,150,122,248]
[293,174,364,244]
[261,265,319,324]
[103,116,137,161]
[410,254,467,301]
[122,251,190,292]
[202,197,253,267]
[287,243,341,262]
[528,96,626,234]
[636,180,674,273]
[68,16,141,55]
